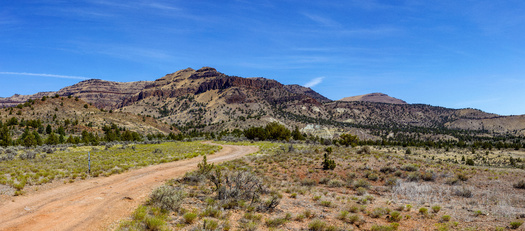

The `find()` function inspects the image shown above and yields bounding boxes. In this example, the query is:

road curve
[0,142,258,231]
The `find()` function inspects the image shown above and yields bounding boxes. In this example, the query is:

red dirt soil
[0,142,258,231]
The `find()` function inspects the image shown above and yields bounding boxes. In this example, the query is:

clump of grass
[348,205,360,213]
[328,179,344,187]
[419,207,428,217]
[145,215,166,230]
[265,217,287,228]
[353,179,371,189]
[370,207,387,218]
[441,215,451,222]
[371,223,399,231]
[389,211,402,222]
[356,187,367,196]
[308,219,327,231]
[240,221,258,231]
[149,185,186,213]
[431,205,441,213]
[406,172,420,182]
[337,210,349,220]
[510,220,523,229]
[201,206,221,218]
[183,212,198,224]
[348,214,361,224]
[421,171,435,181]
[367,173,379,181]
[301,178,317,186]
[401,164,418,172]
[320,200,332,207]
[385,177,398,186]
[203,219,219,230]
[473,210,483,217]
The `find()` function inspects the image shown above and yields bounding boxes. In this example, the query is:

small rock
[123,196,133,200]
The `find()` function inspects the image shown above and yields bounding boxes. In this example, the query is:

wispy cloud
[0,72,91,80]
[302,13,340,28]
[304,77,325,88]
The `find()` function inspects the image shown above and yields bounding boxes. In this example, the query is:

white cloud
[0,72,91,80]
[304,77,324,88]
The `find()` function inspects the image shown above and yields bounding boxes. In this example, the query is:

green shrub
[401,164,418,172]
[371,223,399,231]
[510,220,523,229]
[201,206,221,218]
[389,211,402,222]
[370,207,387,218]
[348,205,360,213]
[337,210,349,220]
[367,173,379,181]
[145,215,166,230]
[328,179,344,187]
[407,172,420,182]
[473,210,483,217]
[385,177,398,186]
[149,185,185,212]
[320,200,332,207]
[441,215,451,222]
[354,179,371,189]
[183,212,198,224]
[356,187,367,196]
[421,171,435,181]
[419,207,428,216]
[348,214,360,224]
[456,172,469,181]
[308,219,327,231]
[203,219,219,230]
[432,205,441,213]
[265,217,287,227]
[133,205,148,221]
[301,178,317,186]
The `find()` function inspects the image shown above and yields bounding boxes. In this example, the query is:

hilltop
[339,93,407,104]
[2,67,525,143]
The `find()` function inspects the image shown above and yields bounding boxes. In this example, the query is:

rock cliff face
[121,67,322,107]
[57,79,151,109]
[0,79,151,110]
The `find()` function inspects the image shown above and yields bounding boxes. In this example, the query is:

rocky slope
[339,93,407,104]
[2,96,172,139]
[2,67,524,139]
[0,79,151,110]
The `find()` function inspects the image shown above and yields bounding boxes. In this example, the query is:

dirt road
[0,143,258,231]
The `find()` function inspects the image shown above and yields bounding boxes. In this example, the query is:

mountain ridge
[1,67,524,139]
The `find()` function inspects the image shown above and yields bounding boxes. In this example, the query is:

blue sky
[1,0,525,115]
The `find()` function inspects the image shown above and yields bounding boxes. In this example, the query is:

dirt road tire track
[0,142,258,231]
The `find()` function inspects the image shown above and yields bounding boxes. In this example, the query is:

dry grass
[118,142,525,230]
